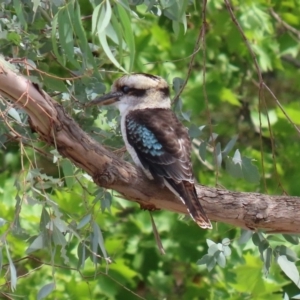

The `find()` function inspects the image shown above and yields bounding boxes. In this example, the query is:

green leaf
[104,19,122,45]
[197,254,211,265]
[188,124,202,138]
[252,232,262,246]
[92,2,102,34]
[110,12,124,63]
[93,0,126,72]
[232,149,242,167]
[220,88,240,106]
[37,282,55,300]
[77,242,87,269]
[109,258,140,285]
[222,238,231,246]
[206,239,216,247]
[117,3,135,72]
[277,255,300,288]
[282,12,299,25]
[275,245,298,262]
[222,135,238,157]
[77,214,91,229]
[13,0,27,29]
[99,32,127,73]
[5,243,17,291]
[259,240,270,257]
[52,224,67,246]
[7,108,22,122]
[43,76,68,92]
[216,252,226,268]
[251,110,278,128]
[208,244,219,256]
[264,247,272,276]
[179,0,188,33]
[284,293,290,300]
[7,32,21,45]
[230,252,282,294]
[215,142,222,168]
[282,234,299,245]
[252,232,270,258]
[226,150,260,183]
[51,12,65,66]
[72,2,98,70]
[207,255,216,272]
[92,221,108,259]
[61,159,74,189]
[223,245,232,257]
[240,156,260,183]
[26,234,44,254]
[92,1,111,35]
[40,207,51,231]
[101,192,112,212]
[199,141,207,161]
[57,4,80,68]
[173,77,184,93]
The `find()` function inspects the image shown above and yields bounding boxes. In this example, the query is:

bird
[88,73,212,229]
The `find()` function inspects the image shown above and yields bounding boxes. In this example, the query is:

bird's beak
[87,91,123,107]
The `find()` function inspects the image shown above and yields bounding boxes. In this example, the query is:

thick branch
[0,59,300,233]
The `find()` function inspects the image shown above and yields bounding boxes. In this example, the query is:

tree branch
[1,58,300,233]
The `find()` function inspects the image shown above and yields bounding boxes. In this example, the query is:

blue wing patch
[127,119,164,156]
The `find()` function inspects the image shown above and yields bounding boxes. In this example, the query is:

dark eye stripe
[160,87,170,97]
[128,88,146,97]
[120,85,169,98]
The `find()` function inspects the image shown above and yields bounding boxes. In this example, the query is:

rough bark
[1,59,300,233]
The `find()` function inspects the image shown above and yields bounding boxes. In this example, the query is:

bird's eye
[121,86,130,94]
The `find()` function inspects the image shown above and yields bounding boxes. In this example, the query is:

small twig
[10,57,81,80]
[200,0,219,183]
[149,212,165,255]
[223,1,263,82]
[263,83,300,134]
[81,14,92,21]
[49,52,80,78]
[270,8,300,39]
[0,109,22,139]
[259,88,288,195]
[172,12,207,104]
[75,175,94,196]
[224,0,267,191]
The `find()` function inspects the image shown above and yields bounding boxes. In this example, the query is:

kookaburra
[89,73,212,229]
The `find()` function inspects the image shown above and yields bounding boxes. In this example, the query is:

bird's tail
[169,180,212,229]
[183,181,212,229]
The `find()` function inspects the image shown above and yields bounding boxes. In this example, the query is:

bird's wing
[125,108,212,229]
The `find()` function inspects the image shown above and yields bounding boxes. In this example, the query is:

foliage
[0,0,300,299]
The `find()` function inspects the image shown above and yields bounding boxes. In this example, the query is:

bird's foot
[140,203,160,211]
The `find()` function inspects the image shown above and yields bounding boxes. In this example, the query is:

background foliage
[1,0,300,299]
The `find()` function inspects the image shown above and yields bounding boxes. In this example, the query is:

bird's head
[88,73,171,113]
